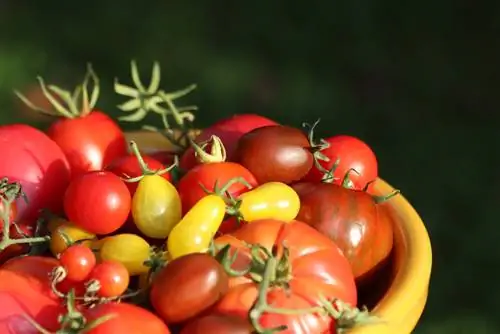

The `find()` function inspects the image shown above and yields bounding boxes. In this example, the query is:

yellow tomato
[132,175,182,239]
[46,217,69,234]
[99,234,151,276]
[167,195,226,260]
[50,223,96,256]
[89,237,112,262]
[238,182,300,222]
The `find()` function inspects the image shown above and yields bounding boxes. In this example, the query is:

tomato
[236,125,319,184]
[99,234,150,276]
[132,175,181,239]
[148,150,176,166]
[50,222,96,256]
[82,302,170,334]
[0,124,70,225]
[0,257,66,333]
[167,195,226,260]
[88,260,130,298]
[177,162,258,215]
[234,182,300,222]
[180,315,252,334]
[293,182,394,281]
[59,244,96,282]
[217,216,243,236]
[151,253,229,324]
[213,219,357,334]
[180,114,278,171]
[303,135,378,190]
[64,171,131,235]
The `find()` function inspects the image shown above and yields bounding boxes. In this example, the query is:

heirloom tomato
[98,233,151,276]
[293,182,394,281]
[63,171,131,235]
[181,315,252,334]
[304,135,378,190]
[59,244,96,282]
[177,162,257,215]
[213,219,357,334]
[49,222,96,256]
[88,260,130,298]
[167,195,226,259]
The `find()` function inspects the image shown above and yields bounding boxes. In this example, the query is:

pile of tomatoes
[0,61,398,334]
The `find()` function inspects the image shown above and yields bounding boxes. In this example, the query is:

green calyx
[302,119,331,163]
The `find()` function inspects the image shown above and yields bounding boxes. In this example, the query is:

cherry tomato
[50,222,96,256]
[63,171,131,235]
[151,253,229,324]
[132,175,181,239]
[59,244,96,282]
[304,135,378,190]
[88,260,130,298]
[181,315,252,334]
[235,182,300,222]
[177,162,258,215]
[167,195,226,260]
[99,234,151,276]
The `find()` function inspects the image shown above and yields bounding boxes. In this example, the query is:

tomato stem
[189,135,227,164]
[302,119,330,162]
[372,189,400,204]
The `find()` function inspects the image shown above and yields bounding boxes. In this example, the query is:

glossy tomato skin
[64,171,131,235]
[293,182,393,281]
[304,135,378,190]
[236,125,313,184]
[151,253,229,324]
[180,114,278,171]
[177,162,258,215]
[48,111,127,178]
[214,219,357,334]
[180,315,252,334]
[83,302,170,334]
[0,124,70,225]
[88,260,130,298]
[99,234,150,276]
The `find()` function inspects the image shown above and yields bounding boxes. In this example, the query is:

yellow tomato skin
[99,234,151,276]
[132,175,182,239]
[50,223,96,256]
[167,195,226,260]
[238,182,300,222]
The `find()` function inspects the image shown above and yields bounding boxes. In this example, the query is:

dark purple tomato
[180,315,252,334]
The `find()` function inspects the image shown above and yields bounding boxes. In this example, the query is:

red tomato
[0,124,70,225]
[106,153,172,195]
[88,261,130,298]
[64,171,131,235]
[0,257,66,333]
[48,111,127,178]
[304,135,378,190]
[177,162,258,215]
[181,314,252,334]
[59,244,96,282]
[180,114,278,171]
[213,219,357,334]
[217,216,244,236]
[148,150,176,166]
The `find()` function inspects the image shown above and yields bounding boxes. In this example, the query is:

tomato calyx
[15,64,100,119]
[200,178,254,219]
[189,135,227,163]
[123,140,179,183]
[302,119,331,162]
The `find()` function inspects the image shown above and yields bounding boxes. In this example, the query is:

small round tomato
[63,171,131,235]
[132,175,181,239]
[177,162,258,215]
[50,223,96,256]
[59,244,96,282]
[167,195,226,260]
[304,135,378,190]
[151,253,229,324]
[88,260,130,298]
[99,233,151,276]
[234,182,300,222]
[180,315,252,334]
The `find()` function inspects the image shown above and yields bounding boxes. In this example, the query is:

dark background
[1,1,498,332]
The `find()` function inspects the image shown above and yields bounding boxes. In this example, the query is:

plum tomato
[177,162,258,215]
[59,244,96,282]
[293,182,394,281]
[99,234,151,276]
[180,114,278,171]
[63,171,131,235]
[150,253,229,324]
[88,260,130,298]
[180,314,252,334]
[236,125,318,184]
[50,222,96,256]
[304,135,378,190]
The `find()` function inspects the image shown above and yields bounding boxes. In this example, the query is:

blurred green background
[1,1,498,332]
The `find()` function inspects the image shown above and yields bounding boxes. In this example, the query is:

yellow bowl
[125,131,433,334]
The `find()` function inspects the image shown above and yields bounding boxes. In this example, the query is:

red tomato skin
[213,220,357,334]
[47,111,127,178]
[63,171,131,235]
[180,114,278,171]
[83,302,171,334]
[304,135,378,190]
[0,124,70,225]
[177,162,258,215]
